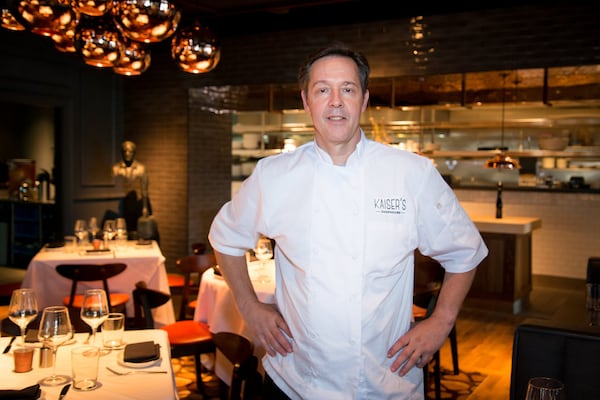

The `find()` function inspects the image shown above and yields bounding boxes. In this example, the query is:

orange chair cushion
[167,273,185,288]
[161,320,212,345]
[63,293,130,309]
[412,304,427,320]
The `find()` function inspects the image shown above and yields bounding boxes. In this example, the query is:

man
[209,43,488,399]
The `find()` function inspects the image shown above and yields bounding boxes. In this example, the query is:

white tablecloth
[194,259,275,383]
[21,241,175,327]
[0,329,177,399]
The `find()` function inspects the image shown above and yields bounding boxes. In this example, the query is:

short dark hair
[297,43,370,95]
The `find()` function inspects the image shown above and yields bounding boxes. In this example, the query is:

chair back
[132,281,171,329]
[510,321,600,400]
[191,242,207,255]
[176,253,217,320]
[213,332,261,400]
[587,257,600,284]
[413,250,444,318]
[55,263,127,309]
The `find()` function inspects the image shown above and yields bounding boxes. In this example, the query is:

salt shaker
[39,346,53,368]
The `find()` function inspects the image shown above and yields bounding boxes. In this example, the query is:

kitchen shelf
[427,147,600,159]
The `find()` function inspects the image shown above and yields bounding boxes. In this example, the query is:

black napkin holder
[123,341,160,363]
[0,384,41,400]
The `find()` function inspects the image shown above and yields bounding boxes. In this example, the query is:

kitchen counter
[465,215,542,314]
[469,215,542,235]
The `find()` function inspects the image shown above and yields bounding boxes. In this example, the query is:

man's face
[301,55,369,148]
[122,144,135,163]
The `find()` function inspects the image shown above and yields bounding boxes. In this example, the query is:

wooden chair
[166,242,208,295]
[55,263,130,313]
[192,242,207,255]
[132,281,215,396]
[213,331,262,400]
[131,281,171,329]
[413,252,459,400]
[176,253,217,321]
[510,321,600,400]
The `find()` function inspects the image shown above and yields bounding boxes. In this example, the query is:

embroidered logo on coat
[373,197,407,214]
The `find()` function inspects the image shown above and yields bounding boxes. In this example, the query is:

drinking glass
[80,289,110,346]
[74,219,88,246]
[37,306,73,386]
[115,218,128,249]
[254,236,273,283]
[103,219,116,249]
[8,288,39,347]
[525,377,565,400]
[88,217,99,241]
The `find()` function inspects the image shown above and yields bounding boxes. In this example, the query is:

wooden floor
[439,281,586,400]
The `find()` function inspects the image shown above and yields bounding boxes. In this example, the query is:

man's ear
[301,90,310,114]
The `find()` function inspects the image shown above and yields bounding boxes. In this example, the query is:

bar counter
[465,215,542,314]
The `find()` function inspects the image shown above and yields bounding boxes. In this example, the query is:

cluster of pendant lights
[0,0,221,76]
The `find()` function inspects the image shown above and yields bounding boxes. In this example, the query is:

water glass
[71,346,100,391]
[525,377,564,400]
[102,312,125,348]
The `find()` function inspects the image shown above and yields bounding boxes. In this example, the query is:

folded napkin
[0,384,41,400]
[124,341,160,363]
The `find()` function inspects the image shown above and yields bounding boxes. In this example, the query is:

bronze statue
[112,140,157,240]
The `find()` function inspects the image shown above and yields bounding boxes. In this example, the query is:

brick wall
[122,3,600,272]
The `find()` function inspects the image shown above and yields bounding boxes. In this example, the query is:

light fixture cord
[500,72,508,148]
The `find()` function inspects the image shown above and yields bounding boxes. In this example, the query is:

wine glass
[103,219,116,249]
[88,217,99,241]
[525,377,565,400]
[115,217,128,250]
[74,219,88,246]
[8,288,39,347]
[37,306,73,386]
[80,289,110,346]
[253,236,273,283]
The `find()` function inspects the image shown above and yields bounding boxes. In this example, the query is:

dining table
[194,258,275,384]
[0,329,177,399]
[21,240,176,327]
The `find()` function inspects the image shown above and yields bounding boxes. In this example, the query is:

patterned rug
[174,356,486,400]
[426,367,487,400]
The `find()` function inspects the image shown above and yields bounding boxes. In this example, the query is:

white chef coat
[209,132,488,399]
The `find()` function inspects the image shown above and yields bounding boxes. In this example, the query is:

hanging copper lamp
[75,15,123,67]
[171,22,220,74]
[113,37,151,76]
[1,8,26,31]
[73,0,113,17]
[112,0,181,43]
[51,10,80,52]
[484,72,521,171]
[483,72,520,219]
[15,0,77,37]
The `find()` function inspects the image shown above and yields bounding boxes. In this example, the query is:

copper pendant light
[75,15,123,67]
[51,10,80,52]
[171,22,220,74]
[73,0,113,17]
[1,8,26,31]
[15,0,77,37]
[113,37,151,75]
[483,72,520,219]
[112,0,181,43]
[484,73,521,171]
